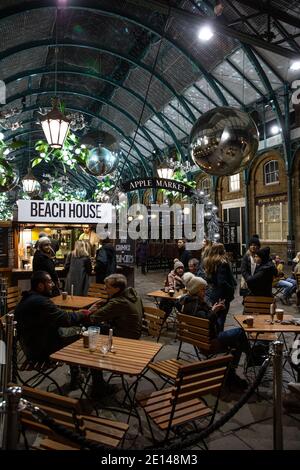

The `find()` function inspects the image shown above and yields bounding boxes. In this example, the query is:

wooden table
[147,289,185,306]
[51,295,100,310]
[234,314,300,334]
[51,335,162,376]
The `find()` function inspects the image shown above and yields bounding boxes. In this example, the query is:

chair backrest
[173,355,232,404]
[7,286,21,312]
[142,306,166,341]
[20,385,83,443]
[243,296,273,315]
[177,312,212,353]
[295,273,300,290]
[87,283,108,299]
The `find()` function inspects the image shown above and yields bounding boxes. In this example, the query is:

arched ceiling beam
[0,40,195,124]
[4,67,183,150]
[225,58,264,98]
[0,1,229,108]
[4,87,158,153]
[4,104,149,174]
[192,84,219,108]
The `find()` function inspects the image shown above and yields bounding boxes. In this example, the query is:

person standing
[64,241,92,296]
[240,235,261,297]
[204,243,236,331]
[136,239,149,275]
[79,225,100,257]
[244,247,277,297]
[176,239,192,271]
[33,237,60,296]
[95,238,117,284]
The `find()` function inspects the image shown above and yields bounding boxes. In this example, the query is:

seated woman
[178,272,249,390]
[273,255,297,305]
[159,260,185,316]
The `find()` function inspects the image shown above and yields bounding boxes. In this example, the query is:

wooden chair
[6,286,21,313]
[87,283,108,300]
[148,313,215,385]
[142,306,167,342]
[138,355,232,444]
[243,295,276,341]
[19,385,129,450]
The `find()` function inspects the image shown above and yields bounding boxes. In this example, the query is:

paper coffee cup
[275,309,284,321]
[246,316,254,327]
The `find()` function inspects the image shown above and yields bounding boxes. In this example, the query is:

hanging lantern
[22,168,41,197]
[157,162,174,179]
[40,99,70,149]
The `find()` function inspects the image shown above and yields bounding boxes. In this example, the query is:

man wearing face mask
[33,236,60,295]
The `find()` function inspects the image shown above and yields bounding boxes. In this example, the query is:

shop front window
[264,160,279,185]
[257,202,288,241]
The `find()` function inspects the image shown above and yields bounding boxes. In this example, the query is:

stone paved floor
[18,267,300,450]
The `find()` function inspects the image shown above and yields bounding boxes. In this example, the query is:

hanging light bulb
[22,167,41,197]
[157,162,174,179]
[40,98,70,149]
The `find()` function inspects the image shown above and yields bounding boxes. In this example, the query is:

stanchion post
[3,386,22,450]
[273,340,284,450]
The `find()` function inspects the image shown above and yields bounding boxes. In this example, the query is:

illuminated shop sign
[17,200,112,224]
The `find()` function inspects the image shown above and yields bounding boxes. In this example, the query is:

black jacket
[244,260,277,296]
[176,294,219,338]
[95,243,117,283]
[33,250,59,287]
[207,262,236,303]
[178,248,192,271]
[14,291,87,361]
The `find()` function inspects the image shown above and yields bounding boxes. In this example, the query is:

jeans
[276,278,297,297]
[217,328,250,367]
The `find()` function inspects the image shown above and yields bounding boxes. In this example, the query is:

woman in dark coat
[244,246,277,297]
[204,243,236,331]
[136,240,149,274]
[95,239,117,283]
[65,241,92,296]
[33,236,60,295]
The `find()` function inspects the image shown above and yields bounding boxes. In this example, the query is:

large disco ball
[189,107,259,176]
[85,146,118,177]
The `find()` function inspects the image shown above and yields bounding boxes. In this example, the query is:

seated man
[89,273,143,340]
[273,255,297,304]
[88,274,143,398]
[178,272,249,390]
[14,270,92,388]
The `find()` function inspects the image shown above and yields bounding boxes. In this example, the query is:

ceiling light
[270,125,281,135]
[40,98,70,149]
[198,25,214,42]
[290,60,300,71]
[157,163,174,179]
[22,168,41,196]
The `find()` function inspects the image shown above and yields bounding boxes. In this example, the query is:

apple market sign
[121,178,194,195]
[17,200,113,224]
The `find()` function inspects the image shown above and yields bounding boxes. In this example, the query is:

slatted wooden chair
[142,306,167,342]
[243,295,276,341]
[7,286,21,313]
[87,283,108,300]
[137,355,232,444]
[148,313,215,386]
[19,385,129,450]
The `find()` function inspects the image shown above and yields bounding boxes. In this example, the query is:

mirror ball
[189,107,259,176]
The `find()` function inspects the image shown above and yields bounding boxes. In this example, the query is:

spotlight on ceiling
[290,60,300,71]
[198,25,214,42]
[270,125,281,135]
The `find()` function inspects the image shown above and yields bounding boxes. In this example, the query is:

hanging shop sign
[16,200,112,224]
[121,178,194,195]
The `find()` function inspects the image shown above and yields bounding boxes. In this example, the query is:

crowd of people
[13,233,300,408]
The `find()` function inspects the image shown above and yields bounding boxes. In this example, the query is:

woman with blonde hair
[204,243,236,331]
[65,240,92,296]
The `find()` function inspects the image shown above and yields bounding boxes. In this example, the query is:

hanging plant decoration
[0,193,13,220]
[42,174,88,202]
[0,158,19,193]
[93,175,115,202]
[32,133,89,171]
